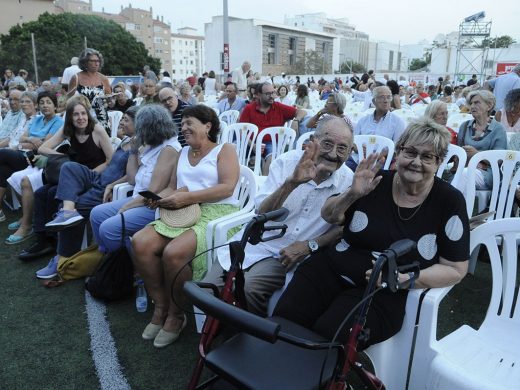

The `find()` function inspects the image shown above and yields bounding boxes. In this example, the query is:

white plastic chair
[218,110,240,126]
[436,144,467,192]
[409,219,520,390]
[221,123,259,167]
[411,104,427,117]
[113,182,134,201]
[108,110,123,138]
[447,113,472,133]
[205,165,257,268]
[254,127,297,177]
[194,166,257,333]
[392,108,417,124]
[134,97,143,106]
[295,131,315,151]
[353,134,395,170]
[217,121,227,144]
[465,150,520,220]
[465,150,520,274]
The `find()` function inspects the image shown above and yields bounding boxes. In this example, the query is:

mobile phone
[24,150,36,167]
[138,190,162,201]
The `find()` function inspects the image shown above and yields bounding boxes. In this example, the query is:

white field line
[85,290,131,390]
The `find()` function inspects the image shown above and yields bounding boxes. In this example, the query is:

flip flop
[5,230,34,245]
[8,221,21,231]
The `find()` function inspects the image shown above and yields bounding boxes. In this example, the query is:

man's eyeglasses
[262,92,276,97]
[399,146,439,164]
[320,140,351,156]
[375,95,393,101]
[160,96,175,104]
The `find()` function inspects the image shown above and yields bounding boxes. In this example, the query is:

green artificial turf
[0,206,499,390]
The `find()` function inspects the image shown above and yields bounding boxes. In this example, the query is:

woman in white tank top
[132,104,240,348]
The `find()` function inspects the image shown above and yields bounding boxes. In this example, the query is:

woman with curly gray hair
[89,104,181,254]
[306,92,352,129]
[67,48,111,133]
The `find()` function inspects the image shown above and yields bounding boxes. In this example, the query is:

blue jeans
[90,198,157,253]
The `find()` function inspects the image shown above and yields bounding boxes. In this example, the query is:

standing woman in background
[67,48,111,134]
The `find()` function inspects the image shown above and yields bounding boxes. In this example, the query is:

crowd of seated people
[4,58,520,359]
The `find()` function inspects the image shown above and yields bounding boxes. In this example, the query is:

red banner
[496,62,519,75]
[223,44,230,73]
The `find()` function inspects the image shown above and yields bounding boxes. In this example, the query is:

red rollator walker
[184,208,419,389]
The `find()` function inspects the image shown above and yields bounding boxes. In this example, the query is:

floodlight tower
[454,11,492,84]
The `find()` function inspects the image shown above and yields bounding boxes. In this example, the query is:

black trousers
[0,149,28,187]
[273,248,408,348]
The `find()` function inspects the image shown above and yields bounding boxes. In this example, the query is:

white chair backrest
[446,114,472,133]
[346,101,364,112]
[254,127,297,176]
[134,97,143,106]
[222,123,259,167]
[219,110,240,125]
[392,108,417,124]
[217,121,227,144]
[465,149,520,220]
[411,104,427,116]
[233,165,257,212]
[436,144,467,191]
[295,131,315,151]
[353,134,395,170]
[108,110,123,138]
[470,219,520,325]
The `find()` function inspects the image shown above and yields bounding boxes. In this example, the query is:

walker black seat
[205,317,338,390]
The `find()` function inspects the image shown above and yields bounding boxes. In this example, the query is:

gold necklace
[394,176,433,221]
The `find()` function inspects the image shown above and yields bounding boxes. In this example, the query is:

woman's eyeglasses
[399,146,439,164]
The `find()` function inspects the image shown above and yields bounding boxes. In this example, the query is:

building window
[154,37,163,44]
[172,69,176,74]
[125,23,135,30]
[289,54,295,65]
[268,52,275,64]
[185,41,188,46]
[269,34,276,48]
[289,37,296,50]
[397,52,402,71]
[190,60,194,65]
[389,51,394,70]
[180,60,183,65]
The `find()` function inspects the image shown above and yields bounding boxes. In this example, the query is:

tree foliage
[409,58,428,71]
[292,50,331,74]
[339,60,366,74]
[479,35,516,48]
[0,12,161,81]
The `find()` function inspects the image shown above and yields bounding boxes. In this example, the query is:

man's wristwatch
[308,240,319,253]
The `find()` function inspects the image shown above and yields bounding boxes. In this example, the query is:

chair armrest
[113,182,134,201]
[205,211,257,269]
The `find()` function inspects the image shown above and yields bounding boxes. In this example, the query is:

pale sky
[94,0,519,45]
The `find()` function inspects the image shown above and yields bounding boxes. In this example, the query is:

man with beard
[202,116,354,315]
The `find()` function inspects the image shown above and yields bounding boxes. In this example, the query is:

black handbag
[43,154,70,185]
[85,213,134,301]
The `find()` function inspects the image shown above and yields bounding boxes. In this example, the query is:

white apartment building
[205,16,334,77]
[171,28,205,81]
[284,13,369,70]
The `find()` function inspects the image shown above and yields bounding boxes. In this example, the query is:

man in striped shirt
[158,87,187,146]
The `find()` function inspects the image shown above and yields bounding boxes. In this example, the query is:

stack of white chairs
[409,219,520,390]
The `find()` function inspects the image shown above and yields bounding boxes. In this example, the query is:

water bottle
[136,279,147,313]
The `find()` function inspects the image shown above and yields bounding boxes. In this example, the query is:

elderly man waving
[203,116,355,315]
